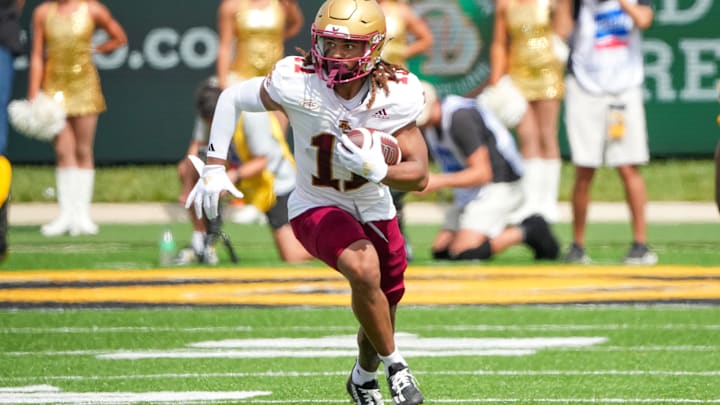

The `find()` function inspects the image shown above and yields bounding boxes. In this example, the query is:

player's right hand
[185,155,243,220]
[335,133,389,184]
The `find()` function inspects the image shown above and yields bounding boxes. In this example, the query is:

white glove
[184,155,243,220]
[335,133,388,183]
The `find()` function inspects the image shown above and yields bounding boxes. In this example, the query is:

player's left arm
[383,122,429,192]
[227,113,273,181]
[188,70,287,219]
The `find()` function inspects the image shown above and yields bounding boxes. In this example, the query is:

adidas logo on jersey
[372,108,389,119]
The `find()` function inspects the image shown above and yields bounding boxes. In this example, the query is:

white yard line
[238,401,720,404]
[2,323,720,334]
[0,390,271,404]
[236,400,720,404]
[2,394,719,404]
[2,369,720,383]
[1,345,716,357]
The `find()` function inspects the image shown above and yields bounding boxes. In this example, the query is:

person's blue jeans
[0,47,14,156]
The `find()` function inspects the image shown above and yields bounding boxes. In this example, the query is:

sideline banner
[8,0,718,163]
[406,0,720,157]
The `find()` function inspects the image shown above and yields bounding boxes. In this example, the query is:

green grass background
[3,221,719,270]
[9,159,717,203]
[4,158,719,269]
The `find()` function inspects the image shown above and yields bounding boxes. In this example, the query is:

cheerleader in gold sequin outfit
[216,0,302,138]
[489,0,572,222]
[378,0,433,68]
[217,0,303,89]
[28,0,126,236]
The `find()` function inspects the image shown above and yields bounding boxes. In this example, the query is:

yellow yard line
[0,265,719,305]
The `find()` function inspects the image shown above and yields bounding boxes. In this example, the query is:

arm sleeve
[206,77,266,160]
[449,108,489,159]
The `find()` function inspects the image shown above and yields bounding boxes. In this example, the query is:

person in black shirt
[417,82,559,261]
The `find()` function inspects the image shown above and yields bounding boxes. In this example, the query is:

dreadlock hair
[297,47,404,109]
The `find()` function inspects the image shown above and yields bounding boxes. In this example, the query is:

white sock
[191,231,206,253]
[351,360,377,385]
[378,349,406,375]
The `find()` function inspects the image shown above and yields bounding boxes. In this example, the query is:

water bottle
[158,229,176,267]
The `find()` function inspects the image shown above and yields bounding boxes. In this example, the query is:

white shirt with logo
[570,0,648,94]
[264,56,425,222]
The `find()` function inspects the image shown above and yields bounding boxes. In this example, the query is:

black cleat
[386,363,424,405]
[346,375,383,405]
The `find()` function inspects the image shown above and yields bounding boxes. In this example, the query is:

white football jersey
[264,56,425,222]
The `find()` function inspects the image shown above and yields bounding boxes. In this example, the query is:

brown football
[346,128,402,165]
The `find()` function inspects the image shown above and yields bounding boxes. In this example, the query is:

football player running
[186,1,428,404]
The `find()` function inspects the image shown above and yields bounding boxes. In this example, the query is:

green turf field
[2,221,720,269]
[4,102,717,404]
[1,305,719,404]
[2,220,719,403]
[9,159,716,203]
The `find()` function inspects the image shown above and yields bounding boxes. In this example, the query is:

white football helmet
[311,0,386,87]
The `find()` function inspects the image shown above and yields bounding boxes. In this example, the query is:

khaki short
[565,76,650,168]
[443,182,524,238]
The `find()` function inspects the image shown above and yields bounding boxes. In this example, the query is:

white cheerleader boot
[518,158,544,218]
[41,168,76,237]
[541,159,562,223]
[70,168,98,236]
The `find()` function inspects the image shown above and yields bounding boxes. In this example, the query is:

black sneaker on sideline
[386,363,424,405]
[346,375,383,405]
[623,242,658,265]
[521,215,560,260]
[564,243,591,264]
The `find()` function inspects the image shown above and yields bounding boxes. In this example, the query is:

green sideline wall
[8,0,719,164]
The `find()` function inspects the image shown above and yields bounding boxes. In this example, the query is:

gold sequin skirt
[42,62,106,116]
